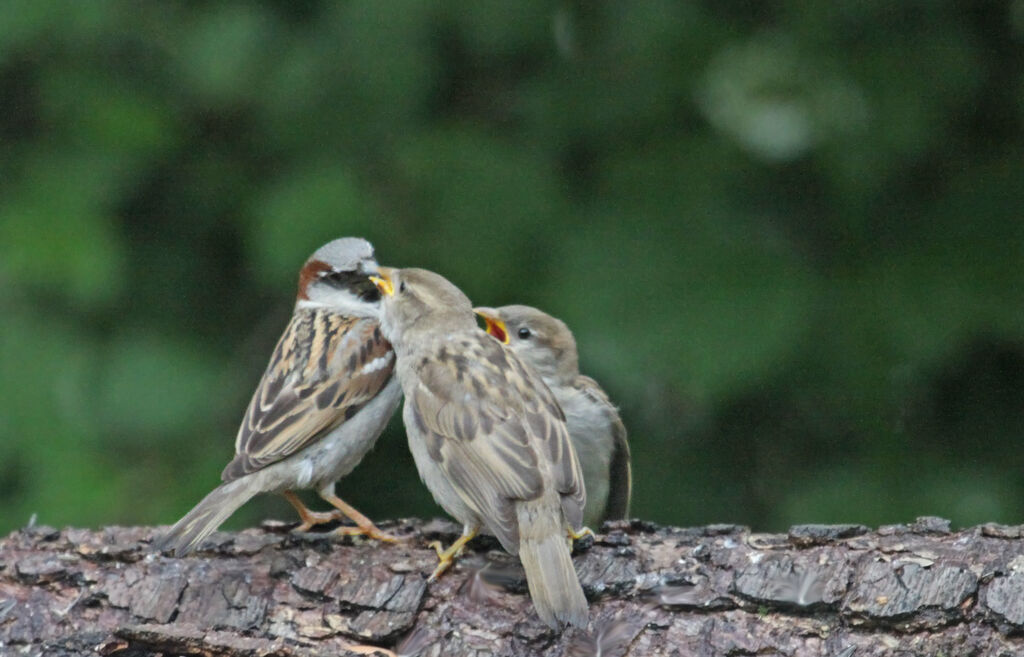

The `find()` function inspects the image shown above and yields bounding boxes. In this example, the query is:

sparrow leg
[283,491,343,532]
[427,525,478,582]
[317,485,400,543]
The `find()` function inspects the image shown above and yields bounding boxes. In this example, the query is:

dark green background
[2,2,1022,535]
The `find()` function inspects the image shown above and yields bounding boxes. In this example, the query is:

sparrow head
[474,305,579,385]
[370,267,477,345]
[296,237,382,316]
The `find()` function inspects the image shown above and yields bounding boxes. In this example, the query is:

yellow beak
[473,307,509,345]
[369,269,395,297]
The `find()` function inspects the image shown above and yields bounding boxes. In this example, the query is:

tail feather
[517,502,588,629]
[154,478,257,556]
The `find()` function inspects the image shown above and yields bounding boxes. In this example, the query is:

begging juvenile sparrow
[369,267,589,629]
[157,238,402,556]
[474,305,631,527]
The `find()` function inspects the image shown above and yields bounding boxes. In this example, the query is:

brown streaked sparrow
[474,305,632,528]
[369,267,589,629]
[157,238,402,556]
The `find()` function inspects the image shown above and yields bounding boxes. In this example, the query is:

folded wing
[222,310,394,481]
[409,335,585,551]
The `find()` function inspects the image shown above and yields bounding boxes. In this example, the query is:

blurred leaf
[175,3,275,105]
[0,307,103,528]
[393,127,570,298]
[443,0,552,55]
[261,1,437,149]
[698,33,869,162]
[549,212,815,404]
[0,154,128,305]
[97,332,222,436]
[0,1,112,58]
[39,66,177,157]
[246,161,380,290]
[780,461,1018,528]
[521,1,711,148]
[0,309,98,439]
[542,136,816,402]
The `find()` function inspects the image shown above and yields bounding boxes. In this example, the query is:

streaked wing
[221,310,394,481]
[576,375,632,521]
[409,334,585,550]
[575,374,613,406]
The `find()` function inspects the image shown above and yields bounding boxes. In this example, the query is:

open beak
[369,268,395,297]
[473,307,509,344]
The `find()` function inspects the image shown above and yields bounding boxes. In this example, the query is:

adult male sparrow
[369,267,589,629]
[157,238,402,556]
[473,305,631,528]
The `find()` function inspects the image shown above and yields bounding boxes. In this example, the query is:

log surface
[2,516,1024,656]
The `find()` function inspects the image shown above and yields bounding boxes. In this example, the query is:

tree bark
[2,516,1024,656]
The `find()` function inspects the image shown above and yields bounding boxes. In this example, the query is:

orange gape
[483,317,508,343]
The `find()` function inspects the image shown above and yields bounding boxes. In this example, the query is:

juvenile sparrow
[157,238,402,556]
[369,267,589,629]
[474,305,632,527]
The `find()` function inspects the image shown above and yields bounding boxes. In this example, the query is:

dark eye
[399,281,407,293]
[517,327,531,339]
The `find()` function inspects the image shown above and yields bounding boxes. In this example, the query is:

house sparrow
[369,267,589,629]
[157,238,402,556]
[473,305,631,527]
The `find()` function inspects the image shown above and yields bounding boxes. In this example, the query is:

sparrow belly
[247,377,402,495]
[557,389,613,527]
[301,377,403,489]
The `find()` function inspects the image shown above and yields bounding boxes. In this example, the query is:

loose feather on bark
[565,611,645,657]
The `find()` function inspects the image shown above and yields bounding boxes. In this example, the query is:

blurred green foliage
[1,1,1022,534]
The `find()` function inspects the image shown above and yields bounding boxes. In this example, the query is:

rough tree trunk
[1,516,1023,656]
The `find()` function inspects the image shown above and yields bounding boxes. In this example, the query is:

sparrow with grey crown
[157,238,401,555]
[369,267,590,629]
[474,305,632,528]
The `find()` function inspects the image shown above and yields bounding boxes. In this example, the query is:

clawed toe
[332,524,402,543]
[292,510,344,533]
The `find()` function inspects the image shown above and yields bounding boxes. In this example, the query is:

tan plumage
[371,267,589,629]
[475,305,632,527]
[157,238,401,556]
[225,313,394,479]
[404,330,585,548]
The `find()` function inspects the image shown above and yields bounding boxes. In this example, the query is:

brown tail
[154,478,256,556]
[516,501,588,629]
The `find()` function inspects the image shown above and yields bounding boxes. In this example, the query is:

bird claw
[426,530,477,581]
[427,557,454,582]
[332,524,402,543]
[426,540,459,581]
[292,510,344,533]
[569,526,595,541]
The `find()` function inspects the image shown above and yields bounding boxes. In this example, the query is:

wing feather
[221,311,394,481]
[409,334,585,549]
